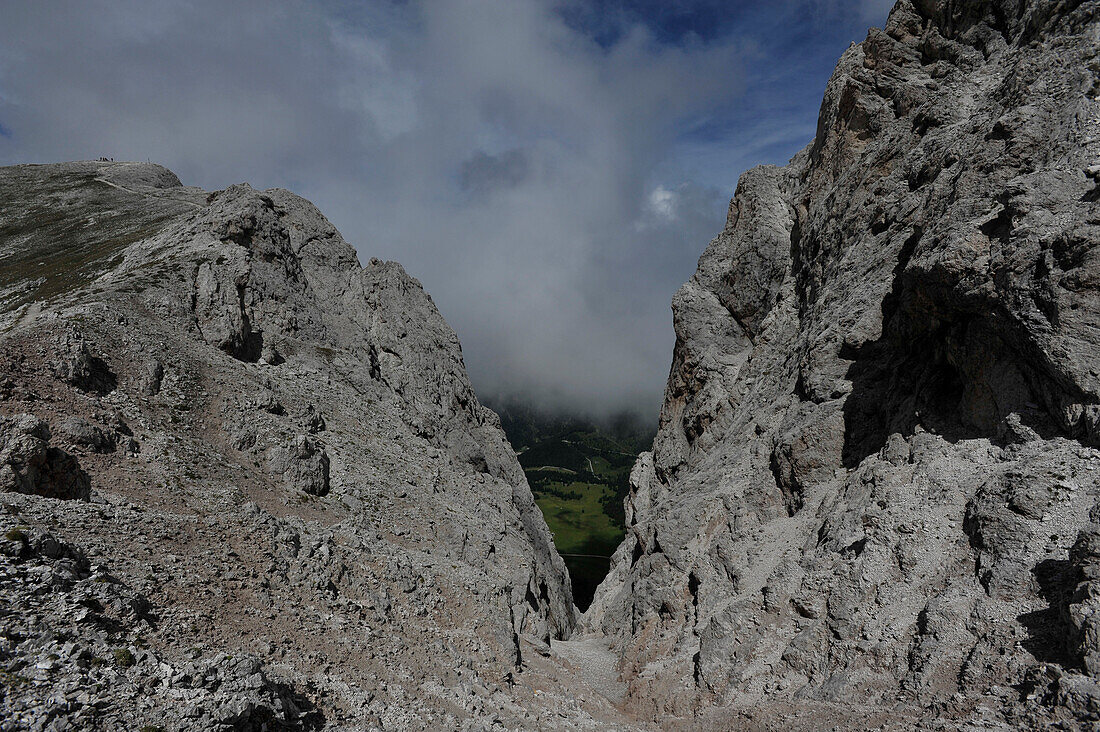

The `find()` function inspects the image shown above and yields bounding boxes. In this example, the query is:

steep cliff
[587,0,1100,728]
[0,161,628,729]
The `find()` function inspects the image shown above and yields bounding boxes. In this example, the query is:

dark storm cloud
[0,0,892,420]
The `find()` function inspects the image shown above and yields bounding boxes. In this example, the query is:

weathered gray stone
[50,331,116,395]
[55,416,114,454]
[0,414,90,500]
[139,358,164,397]
[587,0,1100,727]
[305,405,326,434]
[267,435,330,496]
[0,158,585,729]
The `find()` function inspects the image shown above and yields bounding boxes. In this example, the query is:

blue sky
[0,0,893,417]
[560,0,895,190]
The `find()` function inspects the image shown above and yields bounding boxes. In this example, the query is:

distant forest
[485,396,656,454]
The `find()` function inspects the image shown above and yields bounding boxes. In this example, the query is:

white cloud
[647,186,678,220]
[0,0,752,417]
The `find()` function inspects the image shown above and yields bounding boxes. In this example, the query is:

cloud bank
[0,0,892,419]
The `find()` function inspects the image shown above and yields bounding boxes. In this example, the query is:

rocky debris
[230,426,258,452]
[585,0,1100,728]
[266,435,330,496]
[0,524,320,731]
[0,415,90,500]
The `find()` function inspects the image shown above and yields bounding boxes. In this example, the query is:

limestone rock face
[587,0,1100,727]
[0,161,611,730]
[1067,504,1100,678]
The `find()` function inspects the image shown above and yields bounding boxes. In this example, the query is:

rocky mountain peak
[586,0,1100,727]
[0,160,597,729]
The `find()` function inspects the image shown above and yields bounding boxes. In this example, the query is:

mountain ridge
[0,160,640,730]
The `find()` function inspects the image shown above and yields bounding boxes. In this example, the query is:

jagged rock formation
[0,161,645,729]
[587,0,1100,728]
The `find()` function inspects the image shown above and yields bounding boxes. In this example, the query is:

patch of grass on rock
[112,647,135,668]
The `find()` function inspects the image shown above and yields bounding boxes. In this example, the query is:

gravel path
[551,636,626,705]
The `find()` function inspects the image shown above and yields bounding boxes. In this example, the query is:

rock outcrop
[587,0,1100,728]
[0,161,632,729]
[0,414,91,501]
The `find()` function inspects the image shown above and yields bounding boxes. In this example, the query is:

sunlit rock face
[586,0,1100,727]
[0,161,600,730]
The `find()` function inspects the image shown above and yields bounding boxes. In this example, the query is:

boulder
[55,416,115,453]
[0,414,90,500]
[266,435,330,496]
[51,331,116,394]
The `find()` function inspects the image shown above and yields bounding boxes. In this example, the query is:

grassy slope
[0,168,186,311]
[490,400,656,608]
[533,479,622,556]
